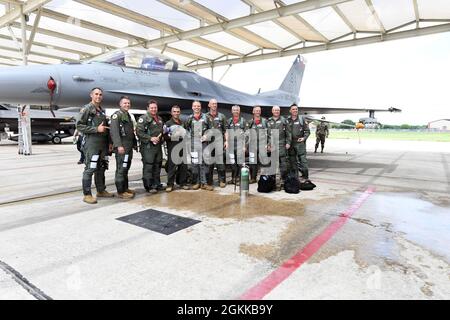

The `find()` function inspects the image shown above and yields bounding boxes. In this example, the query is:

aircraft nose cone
[0,65,58,105]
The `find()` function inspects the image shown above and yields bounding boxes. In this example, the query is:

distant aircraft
[0,47,400,119]
[0,104,76,144]
[358,117,381,129]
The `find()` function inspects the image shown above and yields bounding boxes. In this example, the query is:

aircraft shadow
[309,158,397,171]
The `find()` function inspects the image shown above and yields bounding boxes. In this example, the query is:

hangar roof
[0,0,449,70]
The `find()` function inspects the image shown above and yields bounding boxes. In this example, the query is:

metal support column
[18,4,32,155]
[18,105,32,155]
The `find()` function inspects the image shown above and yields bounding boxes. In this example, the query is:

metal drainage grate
[117,209,201,235]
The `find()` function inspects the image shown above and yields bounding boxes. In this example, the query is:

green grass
[313,130,450,142]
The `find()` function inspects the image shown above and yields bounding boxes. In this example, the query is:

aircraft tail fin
[278,55,305,97]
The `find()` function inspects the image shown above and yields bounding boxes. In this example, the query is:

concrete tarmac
[0,138,449,300]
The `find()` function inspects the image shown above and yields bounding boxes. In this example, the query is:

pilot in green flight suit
[247,105,269,184]
[164,105,189,192]
[136,100,164,194]
[110,96,137,199]
[76,87,114,204]
[267,105,292,190]
[226,105,249,186]
[315,117,329,153]
[287,104,310,179]
[184,100,215,191]
[207,98,228,188]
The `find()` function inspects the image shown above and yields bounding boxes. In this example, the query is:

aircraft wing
[305,116,355,128]
[298,106,401,115]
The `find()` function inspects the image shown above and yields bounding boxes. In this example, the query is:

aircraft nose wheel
[52,135,62,144]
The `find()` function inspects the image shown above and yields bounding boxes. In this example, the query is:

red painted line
[240,186,375,300]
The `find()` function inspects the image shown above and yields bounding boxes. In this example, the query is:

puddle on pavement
[316,192,450,268]
[136,189,349,267]
[418,191,450,207]
[138,189,450,270]
[241,192,450,269]
[137,191,308,219]
[365,192,450,262]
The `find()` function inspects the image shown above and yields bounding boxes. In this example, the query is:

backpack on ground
[300,179,316,191]
[257,175,276,193]
[284,175,300,194]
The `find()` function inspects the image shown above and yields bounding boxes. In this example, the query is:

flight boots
[83,195,97,204]
[82,179,97,204]
[117,192,134,199]
[201,184,214,191]
[97,190,115,198]
[219,170,226,188]
[192,184,200,190]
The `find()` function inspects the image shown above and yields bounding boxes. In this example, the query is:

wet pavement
[0,139,449,299]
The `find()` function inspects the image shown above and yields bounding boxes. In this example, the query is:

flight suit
[207,112,227,186]
[164,117,187,187]
[136,113,164,191]
[267,116,292,188]
[288,116,310,179]
[110,109,136,194]
[76,103,110,196]
[226,117,249,183]
[315,122,329,153]
[184,113,214,186]
[247,117,269,182]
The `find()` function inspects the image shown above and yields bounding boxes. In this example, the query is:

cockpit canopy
[86,48,191,72]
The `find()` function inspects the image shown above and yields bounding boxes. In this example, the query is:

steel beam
[10,21,114,49]
[365,0,386,33]
[20,5,27,65]
[74,0,242,56]
[158,0,282,50]
[25,6,41,54]
[41,8,139,41]
[0,1,23,5]
[7,24,21,49]
[146,0,351,47]
[0,43,77,62]
[0,0,50,28]
[0,53,46,64]
[0,61,17,66]
[0,30,92,57]
[190,23,450,70]
[332,4,356,33]
[40,9,222,61]
[413,0,420,27]
[241,0,307,42]
[276,0,329,42]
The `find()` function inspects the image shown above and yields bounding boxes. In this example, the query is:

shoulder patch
[138,118,144,123]
[112,114,118,120]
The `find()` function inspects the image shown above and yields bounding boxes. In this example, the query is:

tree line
[330,120,427,130]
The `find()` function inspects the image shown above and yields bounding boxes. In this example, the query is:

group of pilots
[76,87,311,204]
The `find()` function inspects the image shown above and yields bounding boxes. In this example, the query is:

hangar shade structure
[0,0,449,70]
